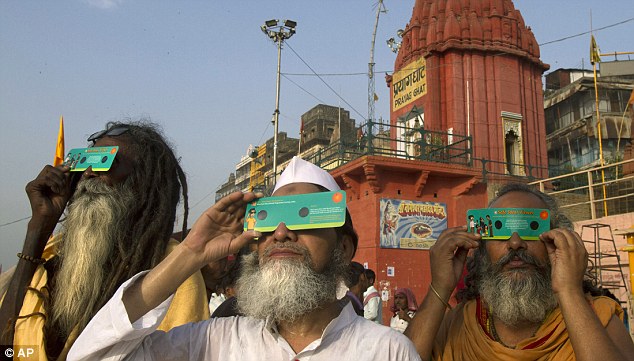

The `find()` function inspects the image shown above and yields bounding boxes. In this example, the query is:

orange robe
[433,296,623,360]
[3,236,209,361]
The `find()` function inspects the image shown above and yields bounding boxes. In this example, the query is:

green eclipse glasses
[244,191,346,232]
[466,208,550,241]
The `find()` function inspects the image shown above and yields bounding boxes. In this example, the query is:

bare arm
[404,227,480,360]
[122,191,261,323]
[0,165,72,344]
[541,229,634,361]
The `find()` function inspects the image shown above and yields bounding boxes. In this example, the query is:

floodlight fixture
[387,29,403,53]
[260,18,298,180]
[387,37,401,53]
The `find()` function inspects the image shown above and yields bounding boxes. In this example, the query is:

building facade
[300,104,356,151]
[544,62,634,175]
[215,105,354,199]
[215,172,236,202]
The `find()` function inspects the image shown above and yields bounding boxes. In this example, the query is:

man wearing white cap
[68,156,421,360]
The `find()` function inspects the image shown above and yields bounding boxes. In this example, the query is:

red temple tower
[330,0,550,324]
[388,0,549,176]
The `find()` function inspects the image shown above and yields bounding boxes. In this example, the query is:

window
[572,97,582,121]
[598,99,609,112]
[502,114,525,176]
[583,96,594,117]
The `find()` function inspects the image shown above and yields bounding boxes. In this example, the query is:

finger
[214,191,248,212]
[434,233,479,257]
[55,164,71,172]
[225,202,248,216]
[51,167,73,195]
[41,166,69,195]
[436,227,477,243]
[223,192,259,215]
[454,246,470,264]
[227,230,261,254]
[455,236,480,249]
[60,171,74,196]
[571,230,584,244]
[540,228,576,253]
[541,236,557,256]
[558,229,588,259]
[452,246,470,278]
[540,230,565,266]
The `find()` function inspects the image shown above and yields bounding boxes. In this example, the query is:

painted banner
[379,198,447,250]
[392,57,427,111]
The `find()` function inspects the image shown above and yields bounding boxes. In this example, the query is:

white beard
[236,243,347,324]
[478,249,558,326]
[50,178,134,337]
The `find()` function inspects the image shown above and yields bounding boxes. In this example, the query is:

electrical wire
[286,42,367,121]
[539,17,634,46]
[3,16,633,229]
[0,216,31,228]
[281,73,328,104]
[281,16,634,77]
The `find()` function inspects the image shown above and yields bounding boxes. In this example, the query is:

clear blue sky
[1,0,632,269]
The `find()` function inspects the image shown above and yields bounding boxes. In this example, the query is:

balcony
[249,120,557,191]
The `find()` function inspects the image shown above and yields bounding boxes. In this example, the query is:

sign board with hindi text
[392,57,427,111]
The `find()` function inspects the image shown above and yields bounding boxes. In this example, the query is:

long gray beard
[50,178,134,338]
[478,248,558,327]
[236,243,347,324]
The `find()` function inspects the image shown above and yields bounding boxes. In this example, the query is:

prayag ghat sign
[379,198,447,250]
[392,57,427,111]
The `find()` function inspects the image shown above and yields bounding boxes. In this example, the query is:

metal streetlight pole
[261,19,296,181]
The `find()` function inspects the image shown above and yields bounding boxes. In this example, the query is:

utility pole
[590,33,608,217]
[261,19,297,181]
[368,1,386,151]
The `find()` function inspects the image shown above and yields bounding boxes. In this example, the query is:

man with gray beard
[236,237,348,322]
[405,183,634,361]
[68,156,421,361]
[0,121,209,361]
[476,242,557,329]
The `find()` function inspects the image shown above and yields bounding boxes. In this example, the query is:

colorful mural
[379,198,447,250]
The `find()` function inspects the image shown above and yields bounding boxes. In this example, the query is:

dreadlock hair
[39,120,190,354]
[88,120,188,304]
[455,182,600,302]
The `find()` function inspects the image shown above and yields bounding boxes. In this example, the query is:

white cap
[273,156,340,194]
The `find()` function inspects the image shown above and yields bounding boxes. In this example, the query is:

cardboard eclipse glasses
[244,191,346,232]
[63,146,119,172]
[466,208,550,240]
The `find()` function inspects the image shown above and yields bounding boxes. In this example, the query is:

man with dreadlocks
[404,183,634,361]
[0,121,209,360]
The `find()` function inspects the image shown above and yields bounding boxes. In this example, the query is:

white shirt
[363,285,383,324]
[390,311,416,333]
[208,292,226,315]
[68,272,421,361]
